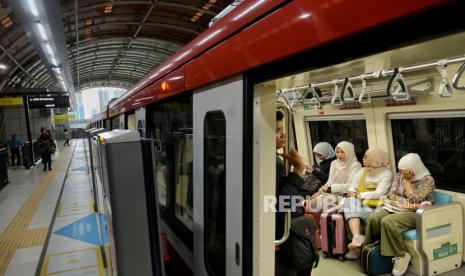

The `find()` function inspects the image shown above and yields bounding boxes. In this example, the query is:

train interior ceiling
[264,30,465,185]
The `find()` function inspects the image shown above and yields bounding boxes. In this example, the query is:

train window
[174,130,193,231]
[306,116,368,162]
[204,111,226,276]
[153,112,168,208]
[390,113,465,193]
[150,96,194,248]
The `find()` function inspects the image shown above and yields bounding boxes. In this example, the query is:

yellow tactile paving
[0,154,67,276]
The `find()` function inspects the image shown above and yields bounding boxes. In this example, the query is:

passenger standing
[63,129,71,146]
[308,141,362,214]
[37,131,56,171]
[343,148,392,260]
[7,134,22,166]
[275,111,315,276]
[361,153,434,276]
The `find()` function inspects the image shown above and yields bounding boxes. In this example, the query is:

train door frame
[193,75,244,276]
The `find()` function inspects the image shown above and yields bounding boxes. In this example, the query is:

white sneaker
[392,252,411,276]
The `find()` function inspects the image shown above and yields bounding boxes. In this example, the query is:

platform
[0,139,104,276]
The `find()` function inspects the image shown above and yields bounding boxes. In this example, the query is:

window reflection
[204,111,226,276]
[391,117,465,193]
[308,120,368,163]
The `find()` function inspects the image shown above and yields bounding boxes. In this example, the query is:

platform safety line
[0,153,68,276]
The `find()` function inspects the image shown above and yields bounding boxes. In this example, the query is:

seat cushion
[403,229,417,240]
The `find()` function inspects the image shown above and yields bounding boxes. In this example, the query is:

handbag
[281,215,319,270]
[358,170,383,207]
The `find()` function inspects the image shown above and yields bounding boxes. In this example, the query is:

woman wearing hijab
[343,148,393,260]
[306,142,336,183]
[309,141,362,212]
[361,153,434,276]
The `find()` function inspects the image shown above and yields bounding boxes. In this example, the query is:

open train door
[193,75,243,276]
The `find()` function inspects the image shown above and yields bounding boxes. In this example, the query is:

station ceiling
[0,0,233,92]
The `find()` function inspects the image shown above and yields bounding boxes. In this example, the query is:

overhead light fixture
[26,0,39,17]
[0,63,8,70]
[44,44,54,57]
[37,23,48,42]
[50,57,57,66]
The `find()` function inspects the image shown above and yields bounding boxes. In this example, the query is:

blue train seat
[402,192,463,275]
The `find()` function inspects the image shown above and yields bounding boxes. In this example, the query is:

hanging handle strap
[387,68,410,101]
[302,84,321,109]
[358,78,371,104]
[438,61,453,97]
[452,62,465,90]
[341,77,355,101]
[331,81,343,106]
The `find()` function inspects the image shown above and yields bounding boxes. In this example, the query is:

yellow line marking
[0,153,68,275]
[46,265,98,275]
[56,203,63,217]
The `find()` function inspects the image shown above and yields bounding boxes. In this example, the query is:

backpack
[281,215,319,270]
[300,173,322,196]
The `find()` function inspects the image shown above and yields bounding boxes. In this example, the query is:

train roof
[97,0,452,121]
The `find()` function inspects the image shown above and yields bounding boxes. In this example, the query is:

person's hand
[282,148,305,175]
[347,191,357,197]
[401,169,415,181]
[311,191,321,199]
[305,166,313,174]
[321,184,329,193]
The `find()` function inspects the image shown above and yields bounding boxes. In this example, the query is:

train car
[88,0,465,275]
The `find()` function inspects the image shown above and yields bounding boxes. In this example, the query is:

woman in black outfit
[38,131,56,171]
[307,142,336,183]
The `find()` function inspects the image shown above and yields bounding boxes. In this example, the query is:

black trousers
[64,139,70,146]
[10,148,20,166]
[41,152,52,169]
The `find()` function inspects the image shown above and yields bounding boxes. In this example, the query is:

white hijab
[398,153,430,181]
[313,142,335,165]
[333,141,360,170]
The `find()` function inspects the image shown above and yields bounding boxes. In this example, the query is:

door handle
[235,242,240,266]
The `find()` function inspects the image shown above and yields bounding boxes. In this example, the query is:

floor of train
[312,252,465,276]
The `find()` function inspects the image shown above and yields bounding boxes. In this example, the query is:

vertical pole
[23,95,33,168]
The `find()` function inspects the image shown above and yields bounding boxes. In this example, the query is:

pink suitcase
[320,207,347,261]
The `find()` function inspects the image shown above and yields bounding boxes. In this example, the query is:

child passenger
[343,148,393,260]
[309,141,362,213]
[360,153,435,276]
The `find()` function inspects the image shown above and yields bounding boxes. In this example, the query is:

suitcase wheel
[337,255,345,262]
[322,252,328,259]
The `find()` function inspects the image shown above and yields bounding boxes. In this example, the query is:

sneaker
[392,252,411,276]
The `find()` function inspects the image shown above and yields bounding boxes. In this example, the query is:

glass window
[204,111,226,276]
[308,119,369,162]
[174,130,193,231]
[150,96,194,238]
[391,117,465,193]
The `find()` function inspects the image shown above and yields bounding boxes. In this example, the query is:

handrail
[275,209,291,246]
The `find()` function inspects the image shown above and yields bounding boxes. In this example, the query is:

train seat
[403,191,463,275]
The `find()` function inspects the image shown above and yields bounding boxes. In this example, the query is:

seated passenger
[342,148,392,260]
[361,153,434,276]
[309,141,362,214]
[307,142,336,183]
[300,142,336,196]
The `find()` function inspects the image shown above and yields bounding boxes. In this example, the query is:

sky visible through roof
[81,87,127,119]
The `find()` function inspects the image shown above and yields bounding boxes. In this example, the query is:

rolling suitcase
[360,241,393,275]
[320,207,347,260]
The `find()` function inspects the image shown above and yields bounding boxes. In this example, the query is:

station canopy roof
[0,0,234,92]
